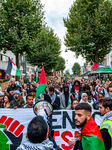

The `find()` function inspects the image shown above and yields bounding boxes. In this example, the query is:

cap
[13,90,21,96]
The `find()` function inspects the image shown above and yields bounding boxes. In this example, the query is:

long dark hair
[74,80,80,86]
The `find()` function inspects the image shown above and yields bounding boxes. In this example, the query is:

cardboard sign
[1,81,10,92]
[75,77,82,82]
[47,76,61,88]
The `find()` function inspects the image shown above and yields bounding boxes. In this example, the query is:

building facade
[104,49,112,66]
[0,51,35,80]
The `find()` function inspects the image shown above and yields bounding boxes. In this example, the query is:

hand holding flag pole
[36,65,39,83]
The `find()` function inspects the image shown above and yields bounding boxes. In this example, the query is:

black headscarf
[64,85,69,107]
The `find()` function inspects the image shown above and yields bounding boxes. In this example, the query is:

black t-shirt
[0,102,4,108]
[7,84,18,93]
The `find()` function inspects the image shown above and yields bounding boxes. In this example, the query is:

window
[27,67,29,72]
[5,56,8,62]
[0,55,1,61]
[1,55,2,61]
[3,55,5,61]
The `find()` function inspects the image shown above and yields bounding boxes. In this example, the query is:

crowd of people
[0,77,112,150]
[0,77,112,110]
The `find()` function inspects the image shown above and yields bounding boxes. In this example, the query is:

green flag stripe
[82,135,105,150]
[36,76,39,83]
[36,83,47,98]
[16,67,21,76]
[94,67,112,72]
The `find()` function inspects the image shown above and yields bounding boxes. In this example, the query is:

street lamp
[66,60,68,64]
[65,49,68,52]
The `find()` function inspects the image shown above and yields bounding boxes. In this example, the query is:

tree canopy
[55,56,66,72]
[72,62,81,75]
[26,27,61,75]
[0,0,44,67]
[0,0,61,77]
[63,0,112,63]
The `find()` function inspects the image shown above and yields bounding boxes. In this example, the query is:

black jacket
[100,128,111,150]
[73,140,83,150]
[0,102,4,108]
[44,94,60,110]
[71,85,81,94]
[7,84,18,93]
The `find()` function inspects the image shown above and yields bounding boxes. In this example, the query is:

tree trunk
[95,51,99,63]
[16,53,19,81]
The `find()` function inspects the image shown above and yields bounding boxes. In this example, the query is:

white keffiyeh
[100,110,112,126]
[16,138,54,150]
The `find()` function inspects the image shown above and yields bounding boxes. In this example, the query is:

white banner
[0,109,102,150]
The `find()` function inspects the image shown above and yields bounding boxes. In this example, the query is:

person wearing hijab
[80,93,93,108]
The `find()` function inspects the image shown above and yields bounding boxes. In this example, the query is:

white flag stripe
[11,63,17,76]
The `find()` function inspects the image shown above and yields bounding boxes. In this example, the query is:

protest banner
[0,109,102,150]
[47,76,61,88]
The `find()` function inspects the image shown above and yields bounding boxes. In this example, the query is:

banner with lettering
[0,109,102,150]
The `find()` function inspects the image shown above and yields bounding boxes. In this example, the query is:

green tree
[26,27,61,75]
[64,69,70,77]
[72,62,81,75]
[0,0,44,80]
[63,0,112,63]
[55,56,66,72]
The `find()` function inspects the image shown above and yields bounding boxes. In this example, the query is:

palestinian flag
[93,62,112,72]
[36,66,39,83]
[6,57,21,76]
[36,66,47,98]
[81,117,105,150]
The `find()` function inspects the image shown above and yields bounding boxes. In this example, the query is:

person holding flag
[68,103,105,150]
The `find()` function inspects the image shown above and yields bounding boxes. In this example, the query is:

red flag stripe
[38,66,47,84]
[93,62,100,70]
[9,57,15,66]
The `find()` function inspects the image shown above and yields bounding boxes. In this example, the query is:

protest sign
[75,77,82,82]
[0,109,102,150]
[47,76,61,88]
[1,81,10,92]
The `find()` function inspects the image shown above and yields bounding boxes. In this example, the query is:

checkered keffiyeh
[16,138,54,150]
[100,110,112,126]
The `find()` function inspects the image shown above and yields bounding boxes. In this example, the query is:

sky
[41,0,85,73]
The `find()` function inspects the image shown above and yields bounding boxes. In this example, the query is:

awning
[88,71,112,74]
[79,71,90,77]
